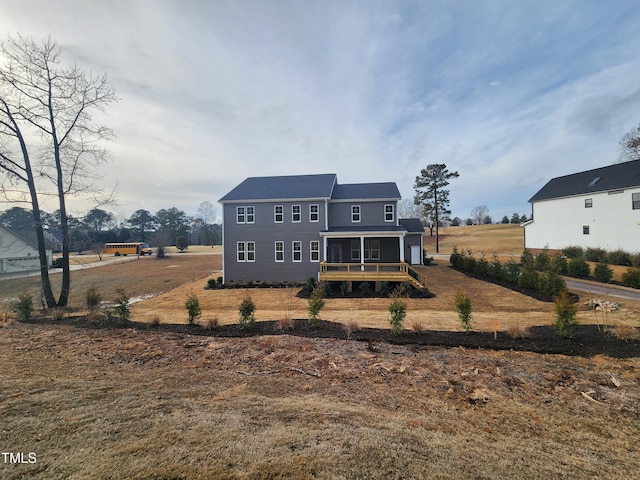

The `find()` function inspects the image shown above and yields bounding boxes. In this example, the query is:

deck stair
[319,262,427,290]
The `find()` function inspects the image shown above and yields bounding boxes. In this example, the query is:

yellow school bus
[104,242,153,256]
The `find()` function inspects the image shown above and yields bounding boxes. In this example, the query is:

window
[384,204,394,222]
[237,241,255,262]
[310,241,320,262]
[292,241,302,262]
[633,193,640,210]
[275,241,284,262]
[246,206,255,224]
[274,205,283,223]
[585,198,592,208]
[292,205,301,223]
[583,226,590,235]
[351,205,361,222]
[351,239,360,260]
[365,239,380,260]
[309,204,319,222]
[236,206,245,224]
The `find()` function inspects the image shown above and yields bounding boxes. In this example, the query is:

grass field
[1,229,639,479]
[424,223,525,255]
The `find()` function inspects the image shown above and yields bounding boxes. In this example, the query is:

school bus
[103,242,153,256]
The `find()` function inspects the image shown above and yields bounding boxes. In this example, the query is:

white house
[523,159,640,253]
[0,224,52,274]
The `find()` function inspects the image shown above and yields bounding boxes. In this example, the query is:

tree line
[0,202,222,253]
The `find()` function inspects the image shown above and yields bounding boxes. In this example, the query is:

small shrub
[548,255,567,275]
[537,270,566,297]
[308,285,325,326]
[52,308,65,321]
[506,324,529,339]
[322,282,333,298]
[462,255,477,273]
[411,321,424,333]
[388,290,408,335]
[520,250,534,268]
[185,291,201,325]
[454,289,473,332]
[474,257,489,277]
[607,249,632,266]
[113,287,131,324]
[85,285,102,312]
[278,316,293,331]
[562,246,584,259]
[14,293,34,321]
[611,323,640,340]
[518,266,539,290]
[207,278,218,289]
[585,247,607,263]
[301,277,316,296]
[631,253,640,268]
[340,281,349,297]
[359,281,372,297]
[149,316,161,328]
[535,251,550,271]
[593,263,614,283]
[202,317,220,330]
[502,260,521,283]
[238,293,256,330]
[449,247,463,269]
[380,281,392,298]
[553,291,578,338]
[622,268,640,289]
[486,258,503,279]
[567,258,590,278]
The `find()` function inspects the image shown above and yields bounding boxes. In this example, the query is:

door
[330,243,342,263]
[410,245,421,265]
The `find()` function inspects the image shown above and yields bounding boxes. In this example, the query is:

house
[523,159,640,253]
[0,224,52,274]
[218,174,426,288]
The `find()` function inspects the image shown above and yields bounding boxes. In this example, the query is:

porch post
[360,236,365,271]
[323,236,327,262]
[399,235,405,262]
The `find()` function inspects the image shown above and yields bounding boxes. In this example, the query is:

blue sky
[1,0,640,223]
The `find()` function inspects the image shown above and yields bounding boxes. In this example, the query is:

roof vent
[588,177,601,186]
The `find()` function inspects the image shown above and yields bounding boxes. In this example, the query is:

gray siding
[223,201,326,283]
[328,200,397,228]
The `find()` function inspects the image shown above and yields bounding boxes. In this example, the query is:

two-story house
[523,159,640,253]
[219,174,425,288]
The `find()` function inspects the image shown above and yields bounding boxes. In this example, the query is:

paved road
[564,278,640,302]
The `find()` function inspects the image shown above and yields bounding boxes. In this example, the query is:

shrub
[486,258,503,279]
[340,281,349,297]
[562,246,584,259]
[631,253,640,268]
[535,251,550,271]
[607,249,632,266]
[238,293,256,330]
[462,255,477,273]
[301,277,316,297]
[388,290,408,335]
[474,257,489,277]
[359,281,372,297]
[113,287,131,324]
[380,281,393,297]
[449,247,463,269]
[537,270,566,297]
[14,293,34,321]
[518,266,539,290]
[585,247,607,263]
[548,255,567,275]
[520,250,534,268]
[85,285,102,312]
[622,268,640,289]
[207,278,217,289]
[308,285,325,326]
[567,258,591,278]
[553,291,578,338]
[593,263,614,283]
[453,289,473,332]
[185,291,201,325]
[502,260,521,283]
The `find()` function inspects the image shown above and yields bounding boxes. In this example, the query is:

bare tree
[197,200,217,225]
[0,35,116,307]
[470,205,489,225]
[618,124,640,163]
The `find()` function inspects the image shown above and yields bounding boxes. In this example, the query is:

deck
[319,262,427,290]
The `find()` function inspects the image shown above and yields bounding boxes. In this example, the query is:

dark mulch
[20,316,640,359]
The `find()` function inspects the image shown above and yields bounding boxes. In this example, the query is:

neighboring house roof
[219,174,337,202]
[0,224,38,249]
[399,218,425,233]
[529,159,640,202]
[331,182,401,200]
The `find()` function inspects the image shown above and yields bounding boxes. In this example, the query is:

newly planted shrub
[594,263,614,283]
[185,291,201,325]
[359,281,372,297]
[85,285,102,312]
[537,270,566,297]
[14,293,34,321]
[113,287,131,324]
[454,289,473,332]
[567,258,590,278]
[339,281,349,297]
[388,290,408,335]
[549,255,567,275]
[238,293,256,330]
[562,246,584,258]
[308,285,325,326]
[302,277,316,297]
[502,260,521,283]
[553,291,578,338]
[607,249,632,266]
[518,265,539,290]
[585,247,607,263]
[622,268,640,289]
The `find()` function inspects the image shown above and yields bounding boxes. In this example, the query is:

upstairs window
[633,193,640,210]
[292,205,301,223]
[237,206,254,224]
[585,198,592,208]
[583,226,590,235]
[236,207,245,224]
[309,204,319,222]
[246,206,255,224]
[351,205,361,223]
[274,205,283,223]
[384,204,394,222]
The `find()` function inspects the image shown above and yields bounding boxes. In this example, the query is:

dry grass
[424,224,525,255]
[611,323,640,340]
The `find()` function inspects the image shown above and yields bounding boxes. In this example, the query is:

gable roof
[331,182,401,201]
[219,174,337,202]
[399,218,425,233]
[529,159,640,202]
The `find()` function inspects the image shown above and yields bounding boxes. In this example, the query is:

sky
[1,0,640,224]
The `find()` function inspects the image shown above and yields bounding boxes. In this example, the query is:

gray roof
[529,159,640,202]
[219,174,337,202]
[399,218,425,233]
[331,182,401,200]
[322,225,408,234]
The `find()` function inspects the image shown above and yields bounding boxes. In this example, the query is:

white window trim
[292,241,302,262]
[310,241,320,262]
[237,241,245,262]
[309,204,319,222]
[275,241,284,262]
[384,204,394,222]
[246,206,255,224]
[236,206,245,224]
[274,205,284,223]
[246,241,255,262]
[351,205,361,223]
[350,239,360,260]
[292,205,301,223]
